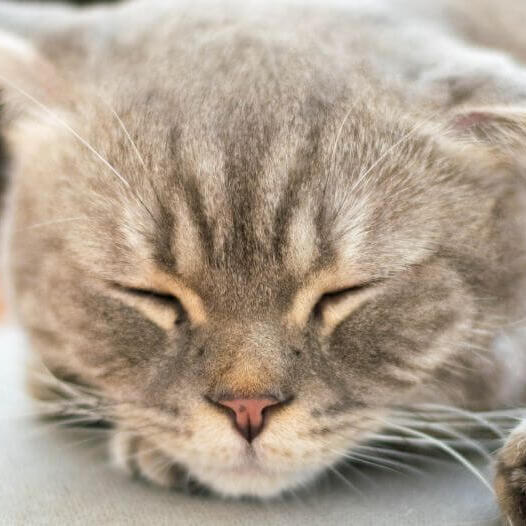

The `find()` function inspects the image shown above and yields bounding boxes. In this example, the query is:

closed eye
[112,283,187,327]
[313,281,379,331]
[313,283,371,316]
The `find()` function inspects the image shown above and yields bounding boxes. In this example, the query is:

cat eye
[312,282,377,331]
[113,284,187,326]
[313,283,371,317]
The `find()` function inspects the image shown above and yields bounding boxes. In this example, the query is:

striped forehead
[150,118,346,279]
[115,98,405,296]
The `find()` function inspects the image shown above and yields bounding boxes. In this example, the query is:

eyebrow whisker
[104,99,148,172]
[0,74,160,228]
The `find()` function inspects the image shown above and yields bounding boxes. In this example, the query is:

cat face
[1,22,526,497]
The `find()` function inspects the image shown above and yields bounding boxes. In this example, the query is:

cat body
[1,0,526,519]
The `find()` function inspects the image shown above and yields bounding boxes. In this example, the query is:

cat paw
[111,430,199,492]
[495,422,526,525]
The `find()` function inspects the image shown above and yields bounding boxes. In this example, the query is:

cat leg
[495,420,526,524]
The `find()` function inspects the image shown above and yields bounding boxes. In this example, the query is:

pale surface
[0,326,500,525]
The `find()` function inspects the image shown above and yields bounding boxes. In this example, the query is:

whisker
[351,450,424,476]
[352,109,442,191]
[329,103,358,175]
[354,443,449,466]
[474,409,526,420]
[325,446,403,475]
[337,461,377,490]
[11,417,111,443]
[105,102,147,171]
[327,464,365,496]
[404,404,507,439]
[0,75,160,227]
[15,216,88,232]
[0,74,132,189]
[324,436,427,477]
[53,432,110,452]
[382,421,494,495]
[393,419,493,461]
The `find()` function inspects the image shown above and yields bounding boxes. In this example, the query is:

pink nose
[217,398,281,442]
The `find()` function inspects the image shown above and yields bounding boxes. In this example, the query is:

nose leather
[217,398,280,442]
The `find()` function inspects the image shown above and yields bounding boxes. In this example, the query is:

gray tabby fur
[1,0,526,519]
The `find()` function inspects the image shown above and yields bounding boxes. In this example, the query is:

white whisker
[105,102,147,171]
[408,404,506,439]
[383,421,494,495]
[327,464,364,496]
[326,446,402,475]
[329,103,357,173]
[354,443,447,465]
[0,75,160,225]
[352,109,441,191]
[394,419,493,461]
[0,74,132,190]
[15,216,88,232]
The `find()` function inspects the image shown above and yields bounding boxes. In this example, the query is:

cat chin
[111,429,327,498]
[189,463,323,499]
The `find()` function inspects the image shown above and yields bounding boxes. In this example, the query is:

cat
[2,0,526,520]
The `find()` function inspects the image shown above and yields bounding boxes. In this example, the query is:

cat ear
[0,31,65,123]
[0,31,70,222]
[448,106,526,154]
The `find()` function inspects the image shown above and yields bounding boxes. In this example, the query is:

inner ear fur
[449,106,526,154]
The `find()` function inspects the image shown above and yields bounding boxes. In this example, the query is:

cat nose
[215,397,282,442]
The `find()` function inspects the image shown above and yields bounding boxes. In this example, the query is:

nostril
[212,397,282,442]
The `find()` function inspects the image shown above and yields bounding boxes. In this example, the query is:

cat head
[1,19,526,497]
